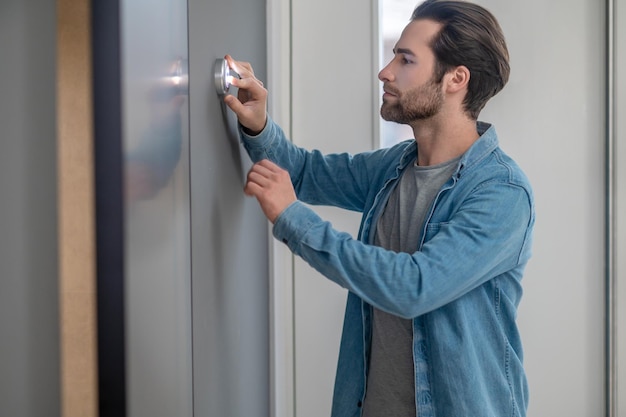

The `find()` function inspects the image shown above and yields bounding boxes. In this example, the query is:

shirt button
[416,341,427,359]
[357,400,362,408]
[418,391,432,405]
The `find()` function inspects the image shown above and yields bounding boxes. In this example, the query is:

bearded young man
[224,1,535,416]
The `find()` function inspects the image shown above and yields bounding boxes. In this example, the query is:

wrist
[242,117,267,136]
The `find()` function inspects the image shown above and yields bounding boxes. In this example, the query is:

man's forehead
[396,19,442,50]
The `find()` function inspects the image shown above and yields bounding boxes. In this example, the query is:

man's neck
[410,115,479,167]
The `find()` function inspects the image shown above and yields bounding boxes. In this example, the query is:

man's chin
[380,104,396,122]
[380,108,404,124]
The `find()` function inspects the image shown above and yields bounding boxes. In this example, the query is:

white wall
[290,1,378,415]
[276,0,609,416]
[479,1,606,415]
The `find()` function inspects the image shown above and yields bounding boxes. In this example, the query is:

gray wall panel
[188,1,269,416]
[0,1,60,416]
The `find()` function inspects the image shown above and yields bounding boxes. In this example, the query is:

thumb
[224,94,264,133]
[223,94,243,114]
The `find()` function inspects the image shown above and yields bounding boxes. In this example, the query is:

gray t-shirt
[362,157,459,417]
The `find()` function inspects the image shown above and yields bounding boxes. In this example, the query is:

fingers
[245,160,284,192]
[223,92,267,135]
[225,54,254,78]
[230,76,264,93]
[225,55,264,91]
[244,160,297,223]
[223,94,244,114]
[222,54,268,134]
[255,159,281,170]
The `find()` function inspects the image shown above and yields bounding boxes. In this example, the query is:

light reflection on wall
[120,0,193,416]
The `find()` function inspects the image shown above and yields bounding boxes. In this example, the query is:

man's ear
[445,65,470,93]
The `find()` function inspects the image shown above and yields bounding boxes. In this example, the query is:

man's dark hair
[412,0,510,120]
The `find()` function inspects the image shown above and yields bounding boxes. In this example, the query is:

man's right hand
[244,159,297,224]
[223,55,268,135]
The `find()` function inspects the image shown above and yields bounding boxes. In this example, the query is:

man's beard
[381,78,444,124]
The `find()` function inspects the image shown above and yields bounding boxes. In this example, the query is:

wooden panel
[57,0,98,416]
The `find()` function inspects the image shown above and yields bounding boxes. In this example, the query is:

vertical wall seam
[289,1,297,416]
[371,0,381,150]
[605,0,617,415]
[184,1,195,416]
[267,1,296,415]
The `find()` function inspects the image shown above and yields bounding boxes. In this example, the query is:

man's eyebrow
[393,47,416,56]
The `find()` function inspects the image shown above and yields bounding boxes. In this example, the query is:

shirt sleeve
[240,116,378,213]
[272,181,534,319]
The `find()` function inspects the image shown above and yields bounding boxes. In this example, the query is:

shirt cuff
[272,201,321,253]
[239,116,275,148]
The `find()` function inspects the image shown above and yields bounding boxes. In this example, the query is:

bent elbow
[384,299,423,320]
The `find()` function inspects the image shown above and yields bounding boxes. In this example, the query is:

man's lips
[383,91,398,100]
[383,86,400,98]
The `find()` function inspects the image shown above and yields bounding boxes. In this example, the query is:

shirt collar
[455,121,499,176]
[394,121,499,177]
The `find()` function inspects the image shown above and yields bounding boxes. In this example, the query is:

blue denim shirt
[241,116,535,417]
